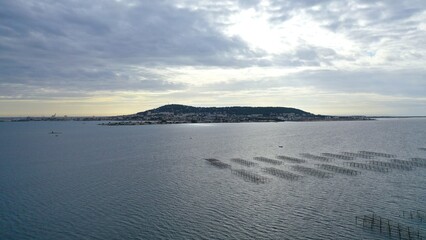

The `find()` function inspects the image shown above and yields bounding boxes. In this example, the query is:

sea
[1,119,425,240]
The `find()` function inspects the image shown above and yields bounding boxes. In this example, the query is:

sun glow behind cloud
[226,7,284,54]
[0,0,425,116]
[225,3,356,57]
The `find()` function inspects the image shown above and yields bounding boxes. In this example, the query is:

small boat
[49,131,62,134]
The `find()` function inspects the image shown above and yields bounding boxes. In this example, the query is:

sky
[0,0,425,116]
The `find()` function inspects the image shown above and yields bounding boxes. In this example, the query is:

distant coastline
[2,104,426,125]
[0,104,373,125]
[101,104,373,126]
[98,118,374,126]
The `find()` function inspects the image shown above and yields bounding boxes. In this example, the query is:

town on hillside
[1,104,372,124]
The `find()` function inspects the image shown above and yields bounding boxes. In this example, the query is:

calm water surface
[1,119,426,239]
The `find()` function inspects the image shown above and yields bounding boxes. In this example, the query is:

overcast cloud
[0,0,425,116]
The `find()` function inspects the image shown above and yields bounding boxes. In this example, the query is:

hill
[137,104,313,116]
[100,104,372,125]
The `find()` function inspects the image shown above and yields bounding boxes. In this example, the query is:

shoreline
[99,118,376,126]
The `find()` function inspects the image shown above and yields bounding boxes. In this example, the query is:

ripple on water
[1,120,426,239]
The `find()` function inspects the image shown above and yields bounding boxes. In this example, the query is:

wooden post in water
[417,210,422,222]
[398,223,401,239]
[371,213,375,229]
[379,216,382,233]
[408,226,411,240]
[388,219,391,236]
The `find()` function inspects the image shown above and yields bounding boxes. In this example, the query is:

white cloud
[0,0,425,116]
